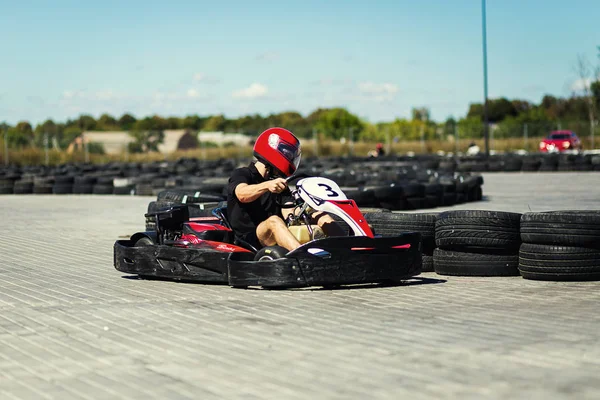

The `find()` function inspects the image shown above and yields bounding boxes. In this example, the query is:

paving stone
[0,174,599,399]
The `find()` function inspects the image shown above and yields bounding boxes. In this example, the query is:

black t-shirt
[227,163,288,238]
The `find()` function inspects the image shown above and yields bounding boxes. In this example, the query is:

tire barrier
[404,208,600,281]
[433,210,522,276]
[1,152,598,210]
[519,211,600,281]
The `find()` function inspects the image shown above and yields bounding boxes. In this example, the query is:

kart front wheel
[254,246,288,261]
[134,237,154,246]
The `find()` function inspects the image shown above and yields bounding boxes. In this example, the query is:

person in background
[368,143,386,158]
[467,141,481,156]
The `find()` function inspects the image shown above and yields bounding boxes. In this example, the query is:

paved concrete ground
[0,172,599,400]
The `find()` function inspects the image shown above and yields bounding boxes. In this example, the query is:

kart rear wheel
[254,246,288,261]
[133,237,156,280]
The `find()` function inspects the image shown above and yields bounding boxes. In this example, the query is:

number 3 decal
[318,183,339,197]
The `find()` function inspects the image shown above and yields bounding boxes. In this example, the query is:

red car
[539,130,582,153]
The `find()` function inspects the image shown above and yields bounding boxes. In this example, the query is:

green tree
[443,117,457,138]
[118,113,137,130]
[467,98,519,123]
[313,108,363,140]
[411,107,430,121]
[457,116,483,139]
[166,117,183,129]
[77,114,97,131]
[182,115,207,130]
[34,119,59,147]
[61,126,83,149]
[97,114,119,130]
[202,115,226,131]
[592,81,600,109]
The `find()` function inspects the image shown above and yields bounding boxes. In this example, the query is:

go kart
[113,176,423,288]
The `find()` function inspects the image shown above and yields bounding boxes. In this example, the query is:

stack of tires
[433,210,522,276]
[364,212,438,272]
[519,211,600,281]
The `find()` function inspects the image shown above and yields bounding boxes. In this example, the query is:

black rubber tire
[435,210,522,251]
[519,243,600,281]
[135,237,155,246]
[0,185,14,194]
[33,185,53,194]
[253,246,288,261]
[156,189,225,204]
[520,211,600,248]
[93,184,114,195]
[405,196,427,210]
[433,248,520,276]
[113,185,136,195]
[365,212,438,253]
[13,181,34,194]
[421,255,434,272]
[73,184,94,194]
[52,184,73,194]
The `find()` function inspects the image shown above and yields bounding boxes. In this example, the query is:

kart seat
[212,204,259,253]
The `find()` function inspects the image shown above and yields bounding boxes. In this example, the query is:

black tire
[520,211,600,248]
[135,237,155,246]
[52,184,73,194]
[136,183,154,196]
[253,246,288,261]
[113,185,136,195]
[73,184,94,194]
[405,196,427,210]
[435,210,522,251]
[93,184,113,195]
[421,255,434,272]
[519,243,600,281]
[33,185,53,194]
[156,189,225,204]
[13,181,34,194]
[0,185,14,194]
[365,212,438,253]
[433,248,520,276]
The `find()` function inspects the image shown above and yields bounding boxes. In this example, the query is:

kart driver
[227,127,344,252]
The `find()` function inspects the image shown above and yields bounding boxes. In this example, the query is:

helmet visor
[278,140,302,171]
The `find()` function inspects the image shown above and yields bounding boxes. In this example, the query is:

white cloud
[95,90,116,101]
[232,83,269,99]
[357,82,399,102]
[192,72,221,84]
[187,88,200,98]
[571,78,592,92]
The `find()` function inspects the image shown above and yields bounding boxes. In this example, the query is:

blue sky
[1,0,598,125]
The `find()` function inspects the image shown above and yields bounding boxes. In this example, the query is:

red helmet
[253,127,301,178]
[376,143,383,149]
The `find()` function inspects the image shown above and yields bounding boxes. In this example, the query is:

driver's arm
[235,178,287,203]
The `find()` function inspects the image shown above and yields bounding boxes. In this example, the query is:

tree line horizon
[2,89,599,153]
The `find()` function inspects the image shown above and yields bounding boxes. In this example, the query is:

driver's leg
[311,211,346,237]
[256,215,302,252]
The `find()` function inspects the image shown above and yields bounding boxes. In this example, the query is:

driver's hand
[266,178,287,194]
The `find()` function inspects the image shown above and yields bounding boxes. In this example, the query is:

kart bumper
[114,240,230,283]
[228,233,422,288]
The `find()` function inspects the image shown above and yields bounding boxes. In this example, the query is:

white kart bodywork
[295,177,369,237]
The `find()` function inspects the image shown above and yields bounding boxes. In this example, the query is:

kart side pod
[227,233,422,288]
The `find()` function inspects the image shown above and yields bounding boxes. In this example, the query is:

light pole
[482,0,490,157]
